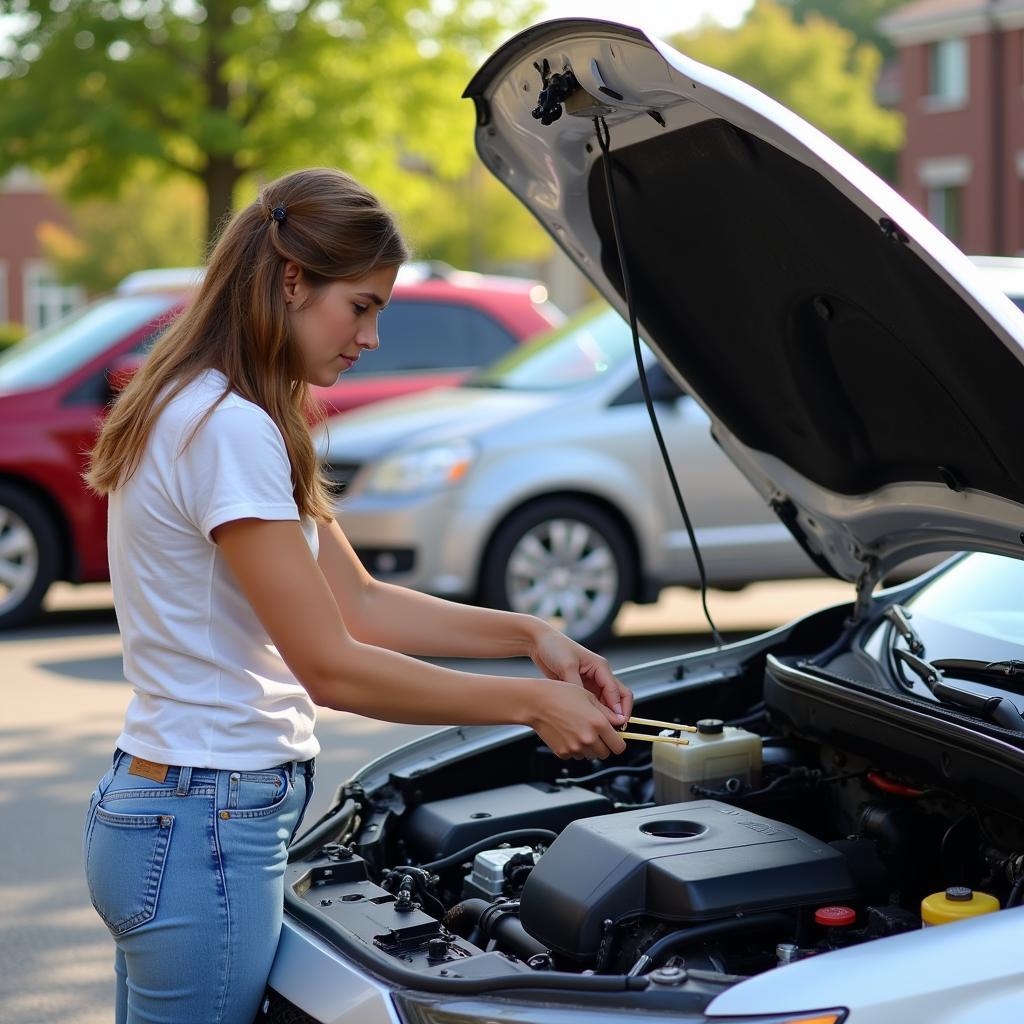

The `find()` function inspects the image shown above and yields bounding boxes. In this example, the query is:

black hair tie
[271,206,287,223]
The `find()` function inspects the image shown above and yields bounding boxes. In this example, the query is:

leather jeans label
[128,757,170,783]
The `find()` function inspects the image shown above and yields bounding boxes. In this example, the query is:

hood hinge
[850,556,881,624]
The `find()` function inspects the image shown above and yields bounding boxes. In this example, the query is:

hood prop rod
[593,114,723,647]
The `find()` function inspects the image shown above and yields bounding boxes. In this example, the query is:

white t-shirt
[109,369,321,770]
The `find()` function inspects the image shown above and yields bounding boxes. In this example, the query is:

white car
[263,19,1024,1024]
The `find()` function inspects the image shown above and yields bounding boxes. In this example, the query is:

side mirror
[106,354,143,395]
[609,363,686,408]
[645,364,685,404]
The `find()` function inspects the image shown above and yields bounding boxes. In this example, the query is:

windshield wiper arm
[884,604,925,655]
[932,659,1024,691]
[894,649,1024,731]
[893,647,941,690]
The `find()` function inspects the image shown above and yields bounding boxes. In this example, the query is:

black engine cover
[519,800,856,959]
[404,783,612,859]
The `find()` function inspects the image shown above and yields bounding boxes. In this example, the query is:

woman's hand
[525,681,629,760]
[528,623,634,727]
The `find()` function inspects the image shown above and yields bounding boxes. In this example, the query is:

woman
[82,167,633,1023]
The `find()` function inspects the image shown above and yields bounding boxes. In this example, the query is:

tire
[0,482,61,630]
[480,497,635,650]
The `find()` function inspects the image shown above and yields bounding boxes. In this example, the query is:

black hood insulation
[588,118,1024,505]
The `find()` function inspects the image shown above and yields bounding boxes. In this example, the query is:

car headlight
[394,993,846,1024]
[362,439,476,496]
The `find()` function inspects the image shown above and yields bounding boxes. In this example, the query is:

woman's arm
[316,518,633,720]
[214,517,628,760]
[316,518,543,658]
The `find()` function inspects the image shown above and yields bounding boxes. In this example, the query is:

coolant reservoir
[653,718,762,803]
[921,886,1000,926]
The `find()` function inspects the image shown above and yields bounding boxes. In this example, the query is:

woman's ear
[282,261,303,307]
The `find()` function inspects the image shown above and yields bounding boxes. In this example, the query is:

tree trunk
[202,0,240,248]
[204,157,242,247]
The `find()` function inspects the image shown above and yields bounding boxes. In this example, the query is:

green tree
[0,0,539,244]
[778,0,907,60]
[674,0,904,179]
[361,158,553,271]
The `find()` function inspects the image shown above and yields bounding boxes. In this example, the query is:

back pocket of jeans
[85,807,173,936]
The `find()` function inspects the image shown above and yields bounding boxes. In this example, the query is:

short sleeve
[176,402,299,542]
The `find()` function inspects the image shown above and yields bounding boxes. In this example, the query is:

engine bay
[284,608,1024,994]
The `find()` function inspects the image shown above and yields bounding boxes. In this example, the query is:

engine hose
[554,763,652,787]
[383,867,448,921]
[444,898,549,962]
[627,912,794,976]
[1007,875,1024,908]
[394,829,557,875]
[287,799,358,863]
[726,704,769,728]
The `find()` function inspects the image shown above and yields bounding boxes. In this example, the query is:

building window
[919,156,970,242]
[927,185,963,242]
[23,260,85,331]
[927,38,968,106]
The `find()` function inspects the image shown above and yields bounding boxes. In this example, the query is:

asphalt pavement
[1,577,852,1024]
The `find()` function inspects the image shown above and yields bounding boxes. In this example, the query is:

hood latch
[531,59,615,125]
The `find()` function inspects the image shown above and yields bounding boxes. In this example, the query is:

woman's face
[284,263,399,388]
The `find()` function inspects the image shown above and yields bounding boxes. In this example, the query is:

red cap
[815,905,856,927]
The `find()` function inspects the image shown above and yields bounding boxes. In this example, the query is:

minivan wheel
[0,482,60,629]
[481,498,634,650]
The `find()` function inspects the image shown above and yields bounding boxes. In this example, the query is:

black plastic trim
[282,887,649,995]
[765,655,1024,810]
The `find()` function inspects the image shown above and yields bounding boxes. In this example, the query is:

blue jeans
[83,748,315,1024]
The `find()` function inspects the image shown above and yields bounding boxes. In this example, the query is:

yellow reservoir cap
[921,886,1000,926]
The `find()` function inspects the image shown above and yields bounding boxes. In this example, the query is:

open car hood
[464,19,1024,603]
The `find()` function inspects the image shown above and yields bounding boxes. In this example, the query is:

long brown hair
[85,167,409,519]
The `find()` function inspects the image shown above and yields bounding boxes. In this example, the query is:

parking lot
[0,576,851,1024]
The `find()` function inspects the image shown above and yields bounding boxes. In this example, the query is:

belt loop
[176,765,192,796]
[112,748,127,770]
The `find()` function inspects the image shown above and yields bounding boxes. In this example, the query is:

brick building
[0,168,85,330]
[882,0,1024,254]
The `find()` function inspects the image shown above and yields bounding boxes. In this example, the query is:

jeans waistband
[112,748,316,788]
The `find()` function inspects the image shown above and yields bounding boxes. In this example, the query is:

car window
[864,553,1024,671]
[0,294,178,392]
[344,300,517,375]
[900,553,1024,657]
[470,304,643,391]
[61,321,174,407]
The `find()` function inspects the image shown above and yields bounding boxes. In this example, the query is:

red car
[0,263,561,628]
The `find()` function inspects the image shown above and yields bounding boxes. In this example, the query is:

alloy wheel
[0,505,40,618]
[504,517,620,641]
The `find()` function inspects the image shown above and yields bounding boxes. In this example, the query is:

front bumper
[335,489,496,598]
